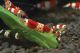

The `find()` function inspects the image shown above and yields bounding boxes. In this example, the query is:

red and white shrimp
[26,20,66,40]
[5,0,28,18]
[24,18,67,35]
[34,0,57,10]
[7,7,28,18]
[64,2,80,9]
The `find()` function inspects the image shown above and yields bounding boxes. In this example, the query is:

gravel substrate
[0,9,80,53]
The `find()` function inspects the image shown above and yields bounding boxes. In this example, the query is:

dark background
[0,0,77,6]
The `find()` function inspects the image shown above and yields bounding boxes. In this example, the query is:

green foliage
[0,6,58,48]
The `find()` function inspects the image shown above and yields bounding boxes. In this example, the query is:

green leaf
[0,6,58,48]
